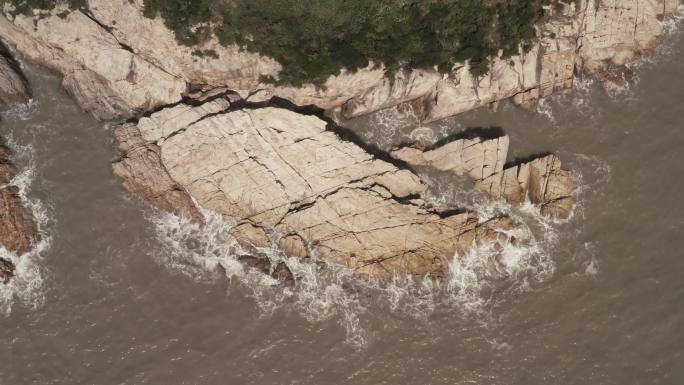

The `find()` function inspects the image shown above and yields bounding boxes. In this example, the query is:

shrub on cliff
[0,0,86,14]
[144,0,566,85]
[2,0,569,85]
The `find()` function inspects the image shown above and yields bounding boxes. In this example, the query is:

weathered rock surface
[114,102,517,281]
[0,41,30,105]
[391,136,576,219]
[112,123,204,223]
[0,185,37,254]
[0,0,676,122]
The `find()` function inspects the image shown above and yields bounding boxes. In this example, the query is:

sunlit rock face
[0,0,676,121]
[113,101,517,281]
[390,137,576,219]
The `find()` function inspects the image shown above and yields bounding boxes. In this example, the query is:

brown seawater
[1,17,683,385]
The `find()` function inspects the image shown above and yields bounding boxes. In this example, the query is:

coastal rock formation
[0,141,40,284]
[391,136,576,219]
[0,0,677,122]
[0,0,670,282]
[112,123,204,223]
[0,41,30,105]
[113,101,517,281]
[0,49,38,284]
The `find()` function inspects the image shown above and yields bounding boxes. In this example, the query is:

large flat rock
[114,103,516,281]
[392,136,576,219]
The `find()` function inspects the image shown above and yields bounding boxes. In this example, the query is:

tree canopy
[3,0,569,86]
[144,0,564,85]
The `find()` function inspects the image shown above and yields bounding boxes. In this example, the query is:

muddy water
[1,24,684,385]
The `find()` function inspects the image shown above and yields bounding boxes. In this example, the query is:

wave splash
[149,206,370,346]
[148,185,577,345]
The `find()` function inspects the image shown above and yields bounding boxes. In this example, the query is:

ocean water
[1,22,683,385]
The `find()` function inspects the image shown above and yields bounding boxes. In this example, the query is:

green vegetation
[3,0,571,85]
[144,0,568,85]
[0,0,87,15]
[192,49,219,59]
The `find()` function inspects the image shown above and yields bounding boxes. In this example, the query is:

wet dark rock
[0,257,14,284]
[0,185,39,257]
[0,41,31,105]
[238,254,294,283]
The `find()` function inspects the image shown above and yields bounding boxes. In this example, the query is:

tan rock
[112,123,203,223]
[229,222,271,252]
[115,105,515,281]
[278,234,308,259]
[393,136,576,219]
[0,0,676,122]
[478,154,576,219]
[391,136,509,180]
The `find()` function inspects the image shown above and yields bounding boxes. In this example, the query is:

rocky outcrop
[0,141,40,284]
[112,123,204,223]
[0,0,672,282]
[0,0,677,122]
[0,48,38,284]
[0,41,30,105]
[391,135,576,219]
[113,98,518,281]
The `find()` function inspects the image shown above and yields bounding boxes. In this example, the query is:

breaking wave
[148,206,370,346]
[144,91,617,344]
[147,177,580,345]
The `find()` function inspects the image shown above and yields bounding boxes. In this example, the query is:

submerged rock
[113,100,517,281]
[391,135,576,219]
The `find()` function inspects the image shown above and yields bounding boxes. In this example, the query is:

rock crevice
[113,95,517,281]
[0,0,676,122]
[391,135,576,219]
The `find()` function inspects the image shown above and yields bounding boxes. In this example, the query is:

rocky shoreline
[0,0,678,282]
[0,0,677,122]
[0,41,39,283]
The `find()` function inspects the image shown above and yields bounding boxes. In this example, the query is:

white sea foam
[2,97,39,121]
[148,206,370,346]
[145,79,614,342]
[0,138,52,315]
[659,4,684,37]
[148,179,568,341]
